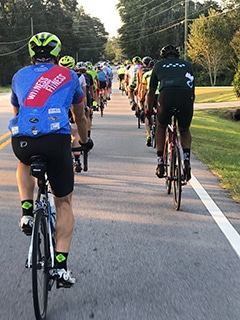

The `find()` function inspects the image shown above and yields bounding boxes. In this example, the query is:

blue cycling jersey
[9,64,84,137]
[97,71,106,82]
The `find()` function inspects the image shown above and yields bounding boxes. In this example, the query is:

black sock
[74,154,80,162]
[55,252,68,270]
[21,200,33,217]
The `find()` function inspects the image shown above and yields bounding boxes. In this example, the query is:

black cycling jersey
[150,58,194,94]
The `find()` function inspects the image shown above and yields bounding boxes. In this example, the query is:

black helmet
[160,44,180,59]
[148,59,155,68]
[142,56,152,66]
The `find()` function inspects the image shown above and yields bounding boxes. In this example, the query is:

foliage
[116,0,221,60]
[0,0,108,86]
[187,8,235,86]
[232,62,240,97]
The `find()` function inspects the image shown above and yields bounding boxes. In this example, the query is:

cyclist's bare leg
[16,161,35,200]
[54,193,74,253]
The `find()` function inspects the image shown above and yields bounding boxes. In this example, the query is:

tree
[187,8,234,86]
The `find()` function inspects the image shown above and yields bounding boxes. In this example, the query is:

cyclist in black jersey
[147,44,195,181]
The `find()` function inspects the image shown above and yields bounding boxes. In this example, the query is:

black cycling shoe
[184,160,191,181]
[131,101,137,111]
[156,163,164,178]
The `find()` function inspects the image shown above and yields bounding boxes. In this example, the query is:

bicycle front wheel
[32,208,49,320]
[172,146,182,210]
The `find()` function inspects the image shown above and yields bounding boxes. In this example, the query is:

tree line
[1,0,240,88]
[115,0,240,86]
[0,0,109,85]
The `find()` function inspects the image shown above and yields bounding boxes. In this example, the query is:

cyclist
[117,64,125,90]
[128,56,142,110]
[135,56,152,122]
[59,55,83,172]
[96,65,108,104]
[102,62,113,101]
[75,61,93,137]
[86,61,98,110]
[139,59,158,146]
[147,44,194,181]
[8,32,93,288]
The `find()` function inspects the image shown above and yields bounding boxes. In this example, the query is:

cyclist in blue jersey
[8,32,93,288]
[96,66,108,104]
[102,62,113,100]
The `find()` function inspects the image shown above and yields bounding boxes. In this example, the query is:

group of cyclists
[58,56,113,171]
[8,29,194,291]
[117,45,194,183]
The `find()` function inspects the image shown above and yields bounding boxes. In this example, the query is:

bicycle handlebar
[71,146,88,172]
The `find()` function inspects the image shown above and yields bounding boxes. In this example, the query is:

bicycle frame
[26,163,55,271]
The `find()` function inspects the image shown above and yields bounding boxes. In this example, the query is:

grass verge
[191,108,240,203]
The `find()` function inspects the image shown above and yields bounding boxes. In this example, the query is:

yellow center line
[0,131,10,141]
[0,137,11,150]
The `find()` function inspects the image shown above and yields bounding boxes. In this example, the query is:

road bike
[26,147,88,319]
[135,101,145,129]
[25,156,57,320]
[163,107,187,210]
[147,111,156,148]
[98,89,106,117]
[119,78,126,95]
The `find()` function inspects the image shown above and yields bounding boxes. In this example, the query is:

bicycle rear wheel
[151,120,156,148]
[172,146,182,210]
[163,138,172,194]
[32,208,49,320]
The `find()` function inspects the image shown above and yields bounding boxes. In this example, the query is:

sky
[78,0,122,37]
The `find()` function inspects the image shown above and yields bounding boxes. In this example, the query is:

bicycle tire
[172,146,182,210]
[163,138,172,194]
[32,208,49,320]
[151,122,156,148]
[100,96,104,117]
[136,107,141,129]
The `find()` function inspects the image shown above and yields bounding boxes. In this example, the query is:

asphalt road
[0,79,240,320]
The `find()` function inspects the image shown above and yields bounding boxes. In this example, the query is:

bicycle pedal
[49,268,58,279]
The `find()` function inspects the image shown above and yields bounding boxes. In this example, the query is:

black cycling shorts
[12,134,74,197]
[157,88,194,128]
[99,81,107,89]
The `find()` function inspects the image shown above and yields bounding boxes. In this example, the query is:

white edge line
[190,173,240,258]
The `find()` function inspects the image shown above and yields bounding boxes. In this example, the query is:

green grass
[195,86,238,102]
[0,86,11,93]
[191,108,240,203]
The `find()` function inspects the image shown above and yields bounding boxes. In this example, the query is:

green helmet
[28,32,61,60]
[86,61,93,70]
[132,56,142,64]
[59,55,75,69]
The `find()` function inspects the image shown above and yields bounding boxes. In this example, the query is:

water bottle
[48,192,56,231]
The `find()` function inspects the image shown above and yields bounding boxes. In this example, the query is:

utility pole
[30,17,34,36]
[184,0,188,60]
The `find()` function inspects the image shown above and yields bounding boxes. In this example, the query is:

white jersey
[79,74,86,88]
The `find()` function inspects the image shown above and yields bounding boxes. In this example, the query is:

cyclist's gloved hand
[79,138,94,151]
